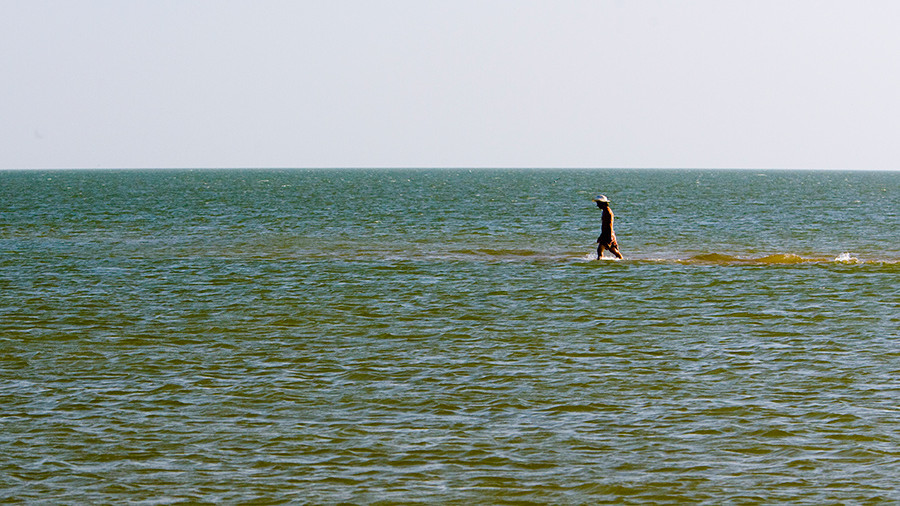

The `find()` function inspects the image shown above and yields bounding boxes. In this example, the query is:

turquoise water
[1,169,898,503]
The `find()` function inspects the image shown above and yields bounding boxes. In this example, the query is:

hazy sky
[3,1,900,169]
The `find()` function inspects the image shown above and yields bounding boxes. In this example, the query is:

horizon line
[2,166,898,172]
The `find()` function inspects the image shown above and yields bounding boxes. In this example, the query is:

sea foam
[834,252,859,263]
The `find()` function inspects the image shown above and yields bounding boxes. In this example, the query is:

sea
[1,168,898,504]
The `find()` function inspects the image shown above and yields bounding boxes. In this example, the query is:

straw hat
[592,195,610,203]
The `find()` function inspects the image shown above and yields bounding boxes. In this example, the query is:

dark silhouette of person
[593,195,623,259]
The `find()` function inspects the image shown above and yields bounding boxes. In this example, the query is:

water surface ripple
[1,169,898,503]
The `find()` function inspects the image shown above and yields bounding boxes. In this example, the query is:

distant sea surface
[1,169,898,504]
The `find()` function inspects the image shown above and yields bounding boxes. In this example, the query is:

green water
[1,169,898,503]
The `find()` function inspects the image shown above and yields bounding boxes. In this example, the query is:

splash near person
[593,195,623,259]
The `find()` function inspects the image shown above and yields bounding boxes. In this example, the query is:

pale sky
[3,0,900,169]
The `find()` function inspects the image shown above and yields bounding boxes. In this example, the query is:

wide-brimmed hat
[592,195,610,203]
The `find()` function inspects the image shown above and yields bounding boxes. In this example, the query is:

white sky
[3,0,900,169]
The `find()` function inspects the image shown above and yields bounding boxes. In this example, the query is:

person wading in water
[593,195,623,259]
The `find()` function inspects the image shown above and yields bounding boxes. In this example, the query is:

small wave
[582,252,621,262]
[686,253,832,265]
[757,253,809,264]
[691,253,740,263]
[834,252,859,263]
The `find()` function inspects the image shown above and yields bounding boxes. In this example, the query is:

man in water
[593,195,623,259]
